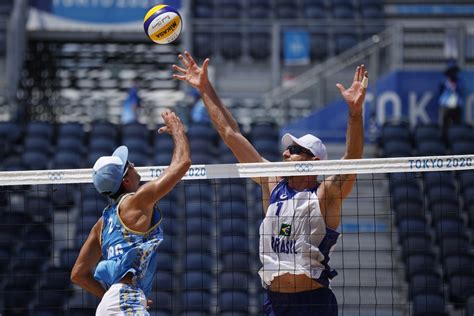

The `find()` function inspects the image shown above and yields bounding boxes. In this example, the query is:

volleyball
[143,5,182,45]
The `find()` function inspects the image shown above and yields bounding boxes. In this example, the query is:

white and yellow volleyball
[143,5,182,44]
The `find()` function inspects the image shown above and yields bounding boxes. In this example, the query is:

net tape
[1,155,473,186]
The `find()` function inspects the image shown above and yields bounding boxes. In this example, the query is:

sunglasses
[286,145,314,156]
[123,161,134,178]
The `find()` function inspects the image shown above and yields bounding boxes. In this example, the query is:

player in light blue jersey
[174,51,367,316]
[71,110,191,316]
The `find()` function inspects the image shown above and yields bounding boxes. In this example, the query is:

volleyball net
[0,155,473,315]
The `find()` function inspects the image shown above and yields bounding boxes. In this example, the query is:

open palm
[173,51,210,90]
[336,65,368,115]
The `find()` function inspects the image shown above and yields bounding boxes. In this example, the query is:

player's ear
[311,157,320,161]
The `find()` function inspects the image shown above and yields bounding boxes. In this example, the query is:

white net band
[1,154,473,186]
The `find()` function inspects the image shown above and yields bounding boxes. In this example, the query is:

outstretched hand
[158,110,185,136]
[336,65,368,115]
[173,51,210,91]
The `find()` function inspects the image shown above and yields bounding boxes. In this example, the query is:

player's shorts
[96,283,149,316]
[264,287,338,316]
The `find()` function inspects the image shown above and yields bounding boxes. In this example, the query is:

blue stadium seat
[3,284,33,313]
[249,31,271,60]
[182,272,212,291]
[58,122,84,139]
[0,121,22,144]
[188,123,216,140]
[154,152,172,166]
[89,137,116,153]
[157,197,179,219]
[389,172,420,191]
[155,253,174,271]
[218,272,250,291]
[185,201,213,219]
[31,307,64,316]
[193,33,214,59]
[0,245,12,273]
[183,253,213,271]
[154,271,173,292]
[397,218,430,242]
[462,187,474,211]
[402,236,434,260]
[23,224,52,249]
[191,152,214,164]
[466,295,474,316]
[446,124,474,145]
[253,139,280,159]
[275,0,297,18]
[218,291,249,313]
[443,254,474,279]
[36,284,69,308]
[434,218,466,239]
[122,122,148,139]
[310,33,329,61]
[181,291,211,312]
[185,183,212,202]
[60,247,80,269]
[302,0,327,19]
[149,291,173,312]
[220,236,249,254]
[405,253,437,281]
[414,124,443,144]
[221,253,250,271]
[412,293,448,316]
[24,136,51,153]
[90,121,118,140]
[220,32,243,60]
[359,0,384,19]
[26,121,53,140]
[381,121,411,142]
[186,218,213,236]
[439,236,470,259]
[430,203,462,224]
[217,0,241,18]
[185,236,212,253]
[193,0,214,18]
[53,151,83,169]
[426,184,458,209]
[247,0,271,18]
[448,274,474,306]
[219,218,248,236]
[128,151,149,166]
[250,121,278,141]
[331,0,356,19]
[189,138,214,155]
[26,194,53,220]
[423,171,456,188]
[154,133,174,152]
[219,201,248,218]
[392,185,423,206]
[409,272,443,299]
[383,140,412,157]
[451,140,474,155]
[122,137,149,156]
[56,137,84,153]
[457,170,474,191]
[416,140,446,156]
[218,184,246,202]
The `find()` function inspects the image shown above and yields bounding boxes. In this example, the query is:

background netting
[0,155,473,316]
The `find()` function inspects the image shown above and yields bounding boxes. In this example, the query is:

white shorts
[96,283,149,316]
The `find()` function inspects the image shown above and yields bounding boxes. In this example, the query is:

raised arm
[124,110,191,218]
[319,65,367,230]
[173,51,263,165]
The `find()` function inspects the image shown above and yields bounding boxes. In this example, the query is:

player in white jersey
[173,51,367,315]
[71,110,191,315]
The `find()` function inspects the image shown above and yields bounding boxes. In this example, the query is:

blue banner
[281,70,474,143]
[283,31,310,66]
[31,0,182,23]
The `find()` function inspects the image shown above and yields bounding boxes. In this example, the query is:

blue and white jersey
[259,179,341,288]
[94,193,163,297]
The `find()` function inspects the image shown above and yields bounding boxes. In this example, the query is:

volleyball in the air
[143,5,182,44]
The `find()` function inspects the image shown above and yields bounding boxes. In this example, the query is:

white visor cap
[282,133,328,160]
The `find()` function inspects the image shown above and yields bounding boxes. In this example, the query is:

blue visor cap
[92,146,129,195]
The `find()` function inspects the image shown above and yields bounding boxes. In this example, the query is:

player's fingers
[353,65,360,83]
[158,126,168,134]
[172,74,186,81]
[202,58,210,74]
[336,83,345,94]
[184,51,197,66]
[359,64,365,81]
[173,65,186,74]
[178,54,189,67]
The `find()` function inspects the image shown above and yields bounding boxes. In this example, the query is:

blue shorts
[264,287,338,316]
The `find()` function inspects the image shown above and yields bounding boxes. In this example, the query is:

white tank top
[258,179,341,288]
